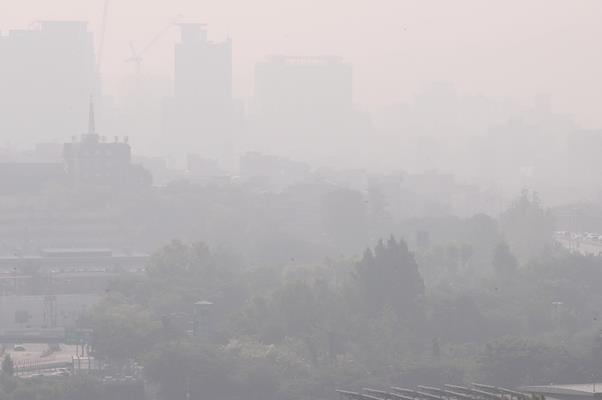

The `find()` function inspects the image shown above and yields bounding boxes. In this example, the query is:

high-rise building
[249,55,368,161]
[254,55,353,123]
[164,23,237,159]
[0,21,99,147]
[174,23,232,111]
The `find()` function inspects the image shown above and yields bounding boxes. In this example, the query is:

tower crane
[96,0,110,74]
[125,15,182,77]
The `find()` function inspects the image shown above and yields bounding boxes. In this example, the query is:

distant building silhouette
[249,55,369,161]
[0,98,152,252]
[0,162,64,195]
[63,98,150,187]
[175,23,232,112]
[254,55,353,124]
[239,151,311,189]
[0,21,99,147]
[187,154,226,180]
[163,23,238,160]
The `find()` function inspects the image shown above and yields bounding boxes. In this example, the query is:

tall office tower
[254,55,353,124]
[0,21,100,147]
[250,55,364,159]
[164,23,237,160]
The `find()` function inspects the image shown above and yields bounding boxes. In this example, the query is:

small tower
[83,95,99,143]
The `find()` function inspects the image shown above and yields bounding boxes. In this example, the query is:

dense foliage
[73,194,602,399]
[6,192,602,399]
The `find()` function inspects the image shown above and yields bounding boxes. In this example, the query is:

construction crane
[96,0,110,74]
[125,15,182,77]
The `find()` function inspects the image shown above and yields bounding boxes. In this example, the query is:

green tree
[144,342,234,400]
[84,301,161,360]
[1,355,13,377]
[355,236,424,315]
[63,375,104,400]
[478,336,580,386]
[492,242,518,277]
[459,243,474,268]
[500,190,553,261]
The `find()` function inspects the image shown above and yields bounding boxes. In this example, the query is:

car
[13,345,26,352]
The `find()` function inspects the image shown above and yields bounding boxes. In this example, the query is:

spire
[87,95,96,135]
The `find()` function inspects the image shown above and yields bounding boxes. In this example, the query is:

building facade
[0,21,99,147]
[164,23,238,159]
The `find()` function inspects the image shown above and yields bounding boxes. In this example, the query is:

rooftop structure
[63,97,150,187]
[63,98,131,184]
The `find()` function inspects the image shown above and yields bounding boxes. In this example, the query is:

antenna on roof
[87,95,96,135]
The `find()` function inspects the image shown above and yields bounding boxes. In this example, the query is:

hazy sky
[3,0,602,126]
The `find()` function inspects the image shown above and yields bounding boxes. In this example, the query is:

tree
[84,302,161,360]
[460,213,502,268]
[500,190,553,261]
[492,242,518,277]
[478,336,580,386]
[2,354,14,376]
[63,375,104,400]
[355,236,425,315]
[431,337,441,359]
[459,243,474,268]
[144,342,234,400]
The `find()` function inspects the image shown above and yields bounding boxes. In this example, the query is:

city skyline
[2,3,602,396]
[3,0,602,128]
